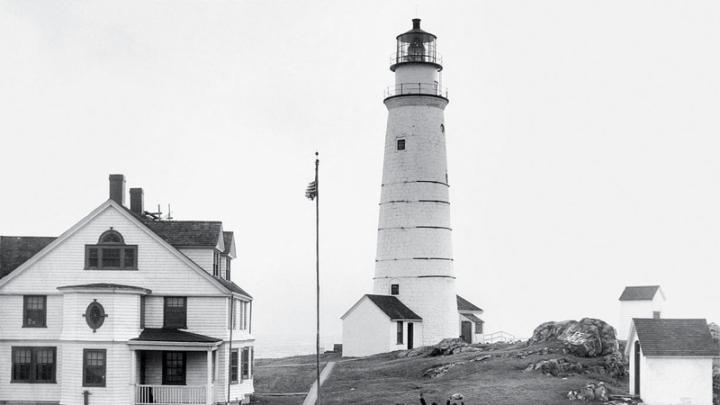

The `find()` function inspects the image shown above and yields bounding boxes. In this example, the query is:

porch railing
[135,385,207,405]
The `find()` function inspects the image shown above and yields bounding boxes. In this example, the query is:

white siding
[60,342,131,405]
[0,342,62,403]
[179,248,215,274]
[342,298,393,357]
[0,294,63,340]
[618,295,665,341]
[0,207,224,296]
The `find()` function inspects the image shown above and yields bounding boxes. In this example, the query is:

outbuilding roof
[366,295,422,321]
[132,328,222,343]
[0,236,56,279]
[462,313,484,324]
[632,318,718,357]
[619,285,662,301]
[457,295,483,312]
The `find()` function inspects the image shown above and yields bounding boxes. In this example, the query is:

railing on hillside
[135,385,207,405]
[479,331,518,344]
[384,82,448,99]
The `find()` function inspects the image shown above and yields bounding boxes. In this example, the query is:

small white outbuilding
[457,295,484,344]
[341,295,423,357]
[618,285,665,340]
[627,318,717,405]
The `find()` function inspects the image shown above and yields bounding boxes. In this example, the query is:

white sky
[2,1,720,346]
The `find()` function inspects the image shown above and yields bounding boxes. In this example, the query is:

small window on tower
[440,124,445,134]
[391,284,399,295]
[396,139,406,151]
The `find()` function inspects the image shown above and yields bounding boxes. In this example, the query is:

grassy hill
[253,341,628,405]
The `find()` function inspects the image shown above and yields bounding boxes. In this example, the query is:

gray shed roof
[619,285,661,301]
[633,318,718,357]
[366,295,422,321]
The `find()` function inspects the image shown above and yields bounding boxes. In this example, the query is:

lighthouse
[341,19,483,357]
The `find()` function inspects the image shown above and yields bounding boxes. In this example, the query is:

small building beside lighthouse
[342,19,483,357]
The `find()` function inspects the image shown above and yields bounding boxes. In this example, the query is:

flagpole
[314,151,321,405]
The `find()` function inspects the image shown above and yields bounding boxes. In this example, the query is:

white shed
[627,318,717,405]
[618,285,665,340]
[341,295,423,357]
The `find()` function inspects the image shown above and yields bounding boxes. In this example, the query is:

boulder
[429,338,480,356]
[422,363,457,378]
[528,318,619,357]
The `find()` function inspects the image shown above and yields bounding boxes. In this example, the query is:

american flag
[305,180,317,201]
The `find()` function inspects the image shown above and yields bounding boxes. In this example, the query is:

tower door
[461,321,472,343]
[407,323,414,350]
[634,340,641,396]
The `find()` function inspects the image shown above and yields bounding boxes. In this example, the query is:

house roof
[632,318,718,357]
[457,295,483,312]
[0,236,56,279]
[619,285,661,301]
[214,276,252,299]
[142,220,223,248]
[132,328,222,343]
[366,295,422,321]
[462,313,483,324]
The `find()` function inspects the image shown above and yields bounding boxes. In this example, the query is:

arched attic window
[85,229,137,270]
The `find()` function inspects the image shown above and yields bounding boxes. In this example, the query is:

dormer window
[85,230,137,270]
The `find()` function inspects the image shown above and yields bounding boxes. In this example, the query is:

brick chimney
[130,188,144,215]
[109,174,125,206]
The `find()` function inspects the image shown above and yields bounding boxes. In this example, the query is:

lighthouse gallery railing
[384,83,449,99]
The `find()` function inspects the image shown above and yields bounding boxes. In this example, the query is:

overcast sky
[2,0,720,350]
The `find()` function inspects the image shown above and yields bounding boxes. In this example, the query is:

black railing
[384,83,448,99]
[390,52,442,66]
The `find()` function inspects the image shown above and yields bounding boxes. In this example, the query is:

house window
[83,349,106,387]
[212,351,217,383]
[226,258,232,280]
[653,311,661,319]
[11,347,56,383]
[390,284,399,295]
[162,352,186,385]
[23,295,46,327]
[164,297,187,329]
[475,320,484,334]
[84,301,107,332]
[241,347,252,379]
[396,321,403,344]
[397,139,406,151]
[213,252,220,277]
[85,230,137,270]
[230,349,239,384]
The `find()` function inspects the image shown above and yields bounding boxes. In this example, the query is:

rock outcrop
[528,318,619,357]
[429,338,481,357]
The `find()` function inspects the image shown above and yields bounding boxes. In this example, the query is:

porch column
[206,349,213,405]
[129,349,137,405]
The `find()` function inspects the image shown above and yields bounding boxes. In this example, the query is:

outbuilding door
[634,341,641,396]
[461,321,472,343]
[407,323,414,350]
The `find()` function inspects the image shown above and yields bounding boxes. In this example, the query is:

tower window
[396,139,406,151]
[440,124,445,134]
[391,284,399,295]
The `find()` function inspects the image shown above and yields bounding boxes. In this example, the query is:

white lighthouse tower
[372,18,458,346]
[342,19,482,357]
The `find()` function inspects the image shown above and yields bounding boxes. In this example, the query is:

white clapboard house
[0,174,254,405]
[627,318,717,405]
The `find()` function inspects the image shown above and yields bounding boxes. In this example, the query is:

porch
[128,328,223,405]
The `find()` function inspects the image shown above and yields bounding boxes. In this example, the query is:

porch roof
[132,328,222,343]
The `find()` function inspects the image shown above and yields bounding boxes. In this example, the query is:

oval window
[85,300,107,332]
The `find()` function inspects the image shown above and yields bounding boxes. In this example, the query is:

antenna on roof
[166,204,173,221]
[144,204,163,221]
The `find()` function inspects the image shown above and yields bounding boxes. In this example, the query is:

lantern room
[391,18,442,72]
